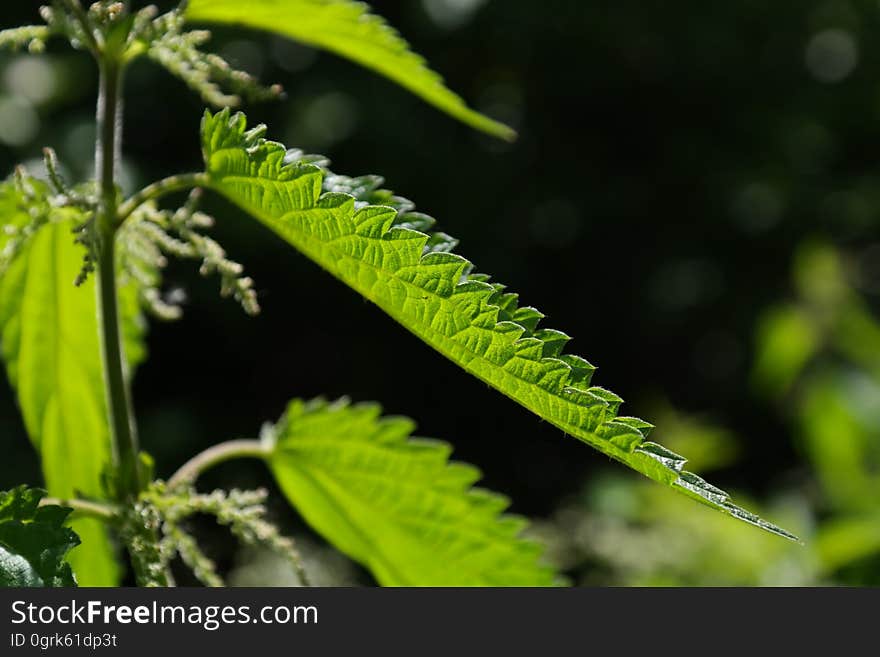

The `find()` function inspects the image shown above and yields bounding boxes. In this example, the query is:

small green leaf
[266,398,558,586]
[184,0,515,140]
[0,178,149,585]
[0,486,79,587]
[201,110,798,541]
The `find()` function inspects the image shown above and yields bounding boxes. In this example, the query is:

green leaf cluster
[0,486,79,587]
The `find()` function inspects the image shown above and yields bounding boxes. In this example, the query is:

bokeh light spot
[271,37,317,73]
[0,96,39,147]
[3,56,57,105]
[288,92,359,150]
[422,0,489,29]
[219,39,266,78]
[805,29,858,83]
[731,182,784,234]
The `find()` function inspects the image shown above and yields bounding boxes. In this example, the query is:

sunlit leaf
[184,0,515,140]
[0,178,148,585]
[265,398,557,585]
[199,109,798,541]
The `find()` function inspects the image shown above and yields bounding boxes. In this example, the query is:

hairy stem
[95,54,141,500]
[41,497,119,522]
[117,172,210,222]
[168,440,269,488]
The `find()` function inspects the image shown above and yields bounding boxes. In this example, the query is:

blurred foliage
[228,539,365,587]
[535,243,880,585]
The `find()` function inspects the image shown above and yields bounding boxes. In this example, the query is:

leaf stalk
[117,172,210,223]
[168,440,269,488]
[41,496,119,521]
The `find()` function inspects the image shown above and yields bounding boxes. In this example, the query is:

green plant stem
[41,497,119,522]
[95,54,141,500]
[168,440,269,488]
[93,25,175,588]
[117,172,209,222]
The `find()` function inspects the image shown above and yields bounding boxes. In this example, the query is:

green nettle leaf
[201,109,798,541]
[0,180,147,585]
[184,0,515,140]
[266,398,557,585]
[0,486,79,587]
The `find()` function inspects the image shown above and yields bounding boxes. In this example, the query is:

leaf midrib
[210,166,645,476]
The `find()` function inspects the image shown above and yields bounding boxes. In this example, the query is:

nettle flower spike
[0,169,52,275]
[35,2,102,53]
[140,7,283,107]
[0,25,50,54]
[125,189,260,318]
[0,155,97,284]
[35,2,134,54]
[42,147,100,286]
[6,3,283,109]
[42,147,99,212]
[87,1,125,24]
[138,482,309,587]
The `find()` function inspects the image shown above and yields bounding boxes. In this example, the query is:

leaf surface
[184,0,514,140]
[0,180,146,584]
[266,398,557,585]
[0,486,79,587]
[201,110,798,541]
